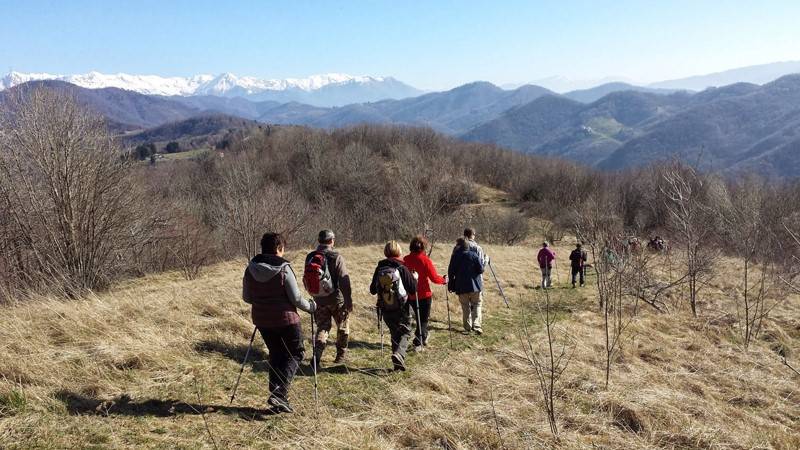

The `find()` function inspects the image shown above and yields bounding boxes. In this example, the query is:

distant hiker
[403,235,447,350]
[448,237,486,334]
[648,236,665,252]
[370,241,418,371]
[242,232,316,414]
[304,230,353,367]
[537,242,556,289]
[569,243,588,288]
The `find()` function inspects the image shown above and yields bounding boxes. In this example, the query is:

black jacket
[369,258,418,300]
[569,249,588,268]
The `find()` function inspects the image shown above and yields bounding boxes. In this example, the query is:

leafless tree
[504,290,574,438]
[573,194,638,387]
[0,87,151,296]
[660,163,719,317]
[715,179,787,347]
[211,151,310,258]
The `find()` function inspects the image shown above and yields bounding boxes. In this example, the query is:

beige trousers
[458,291,483,332]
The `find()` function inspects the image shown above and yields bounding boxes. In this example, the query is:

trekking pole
[488,261,510,308]
[378,307,384,355]
[413,294,423,348]
[444,287,453,349]
[553,260,561,285]
[310,312,318,407]
[229,326,257,405]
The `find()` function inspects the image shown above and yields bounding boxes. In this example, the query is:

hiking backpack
[376,265,408,312]
[303,251,336,298]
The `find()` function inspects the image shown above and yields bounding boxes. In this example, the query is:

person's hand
[412,271,419,280]
[308,299,317,314]
[442,275,448,284]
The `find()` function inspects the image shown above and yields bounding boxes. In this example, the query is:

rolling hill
[1,80,201,131]
[461,75,800,176]
[258,81,554,134]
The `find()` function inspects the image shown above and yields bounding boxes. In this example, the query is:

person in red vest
[403,235,447,351]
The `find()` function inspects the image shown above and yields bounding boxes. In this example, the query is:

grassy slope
[1,243,799,449]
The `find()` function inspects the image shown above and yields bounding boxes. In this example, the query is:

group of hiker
[240,228,590,413]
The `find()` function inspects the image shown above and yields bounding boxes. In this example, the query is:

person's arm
[369,266,379,296]
[242,271,254,304]
[425,256,446,285]
[401,266,418,295]
[336,255,353,310]
[283,266,316,313]
[474,254,485,275]
[447,254,457,291]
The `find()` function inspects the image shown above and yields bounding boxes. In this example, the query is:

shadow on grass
[347,339,383,350]
[54,390,276,421]
[194,340,268,364]
[296,364,393,377]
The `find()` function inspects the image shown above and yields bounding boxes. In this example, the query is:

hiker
[305,230,353,367]
[569,243,588,288]
[242,232,316,414]
[370,241,418,371]
[648,236,665,252]
[403,235,447,350]
[448,237,486,334]
[457,227,489,265]
[537,242,556,289]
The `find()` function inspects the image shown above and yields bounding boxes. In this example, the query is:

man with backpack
[370,241,418,371]
[242,232,316,414]
[448,237,485,334]
[537,242,556,289]
[304,230,353,367]
[569,243,588,288]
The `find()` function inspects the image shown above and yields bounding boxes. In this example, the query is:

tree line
[1,88,799,307]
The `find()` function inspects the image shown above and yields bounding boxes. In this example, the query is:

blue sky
[1,0,799,90]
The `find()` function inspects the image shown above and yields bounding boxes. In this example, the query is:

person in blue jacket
[447,238,486,334]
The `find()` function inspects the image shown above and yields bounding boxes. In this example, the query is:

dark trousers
[408,298,432,346]
[382,307,412,360]
[257,323,304,402]
[571,266,585,286]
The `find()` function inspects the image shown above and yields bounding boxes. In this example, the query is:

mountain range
[4,62,800,177]
[0,71,422,107]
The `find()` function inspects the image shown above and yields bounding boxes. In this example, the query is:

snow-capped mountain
[0,71,423,106]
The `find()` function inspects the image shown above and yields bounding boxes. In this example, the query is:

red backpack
[303,251,336,298]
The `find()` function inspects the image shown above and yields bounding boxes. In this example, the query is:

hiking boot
[474,328,483,335]
[413,345,424,353]
[267,396,294,414]
[333,351,346,364]
[572,283,576,288]
[391,353,406,371]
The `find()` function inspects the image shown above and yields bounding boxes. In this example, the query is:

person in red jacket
[403,235,447,350]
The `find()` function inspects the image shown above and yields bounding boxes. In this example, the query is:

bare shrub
[716,178,788,347]
[466,207,531,245]
[0,88,150,296]
[211,150,310,258]
[660,162,719,317]
[573,193,637,387]
[508,289,574,437]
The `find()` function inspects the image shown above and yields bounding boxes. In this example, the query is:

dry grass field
[1,241,799,449]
